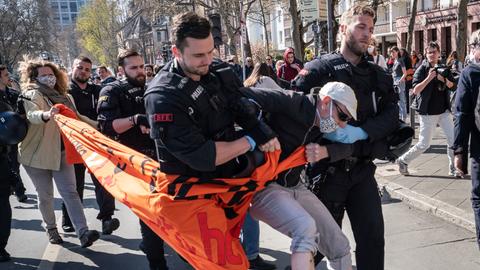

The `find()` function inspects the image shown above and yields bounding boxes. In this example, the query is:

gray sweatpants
[23,151,88,238]
[250,182,352,270]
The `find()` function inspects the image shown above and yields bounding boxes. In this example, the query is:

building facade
[396,0,480,57]
[49,0,87,29]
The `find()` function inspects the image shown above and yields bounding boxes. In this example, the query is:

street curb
[376,176,476,233]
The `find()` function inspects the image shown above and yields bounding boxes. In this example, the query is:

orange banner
[54,114,306,270]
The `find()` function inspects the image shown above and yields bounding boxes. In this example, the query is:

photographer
[397,41,459,177]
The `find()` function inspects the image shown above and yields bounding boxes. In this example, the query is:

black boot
[248,255,276,270]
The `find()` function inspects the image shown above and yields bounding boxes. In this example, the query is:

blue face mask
[323,124,368,144]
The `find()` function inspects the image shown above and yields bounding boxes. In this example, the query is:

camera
[433,64,451,78]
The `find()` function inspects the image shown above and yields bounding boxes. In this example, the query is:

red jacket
[277,48,302,82]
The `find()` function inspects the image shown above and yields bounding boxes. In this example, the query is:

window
[279,31,283,43]
[70,2,77,12]
[277,10,281,23]
[71,13,77,22]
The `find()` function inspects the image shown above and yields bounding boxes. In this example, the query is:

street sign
[299,0,319,23]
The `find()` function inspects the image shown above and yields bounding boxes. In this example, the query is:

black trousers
[62,164,115,226]
[8,145,26,196]
[139,220,168,270]
[0,156,12,251]
[313,162,385,270]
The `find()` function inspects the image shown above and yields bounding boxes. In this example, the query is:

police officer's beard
[345,31,366,57]
[74,75,89,84]
[126,75,146,87]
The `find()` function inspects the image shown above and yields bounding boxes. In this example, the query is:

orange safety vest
[54,113,306,270]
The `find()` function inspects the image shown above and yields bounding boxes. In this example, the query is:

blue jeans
[241,212,259,260]
[471,157,480,249]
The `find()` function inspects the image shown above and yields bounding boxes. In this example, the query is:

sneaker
[0,249,11,262]
[62,224,75,233]
[16,193,27,203]
[248,255,276,270]
[47,228,64,244]
[80,230,100,248]
[398,160,409,175]
[102,218,120,235]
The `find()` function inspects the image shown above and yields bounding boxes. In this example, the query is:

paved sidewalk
[375,124,476,233]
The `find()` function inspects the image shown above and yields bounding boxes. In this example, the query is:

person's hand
[454,154,465,178]
[305,143,328,163]
[43,106,59,120]
[139,125,150,134]
[290,63,301,71]
[258,137,281,152]
[427,68,437,81]
[133,114,150,127]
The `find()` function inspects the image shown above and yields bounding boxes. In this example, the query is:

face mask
[367,46,374,54]
[318,101,339,133]
[37,75,56,89]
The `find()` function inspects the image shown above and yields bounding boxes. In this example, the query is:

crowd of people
[0,3,480,270]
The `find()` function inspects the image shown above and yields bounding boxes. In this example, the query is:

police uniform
[97,79,168,270]
[294,53,398,270]
[63,80,116,229]
[144,59,275,177]
[0,87,26,199]
[144,59,277,266]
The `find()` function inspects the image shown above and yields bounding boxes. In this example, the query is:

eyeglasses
[266,58,272,61]
[333,102,352,122]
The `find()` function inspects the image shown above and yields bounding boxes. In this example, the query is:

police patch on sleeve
[153,113,173,122]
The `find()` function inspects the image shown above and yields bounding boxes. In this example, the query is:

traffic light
[208,13,222,47]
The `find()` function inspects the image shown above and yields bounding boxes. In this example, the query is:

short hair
[117,49,141,67]
[390,46,400,53]
[144,64,154,70]
[98,65,108,72]
[75,55,92,64]
[171,12,211,51]
[341,4,375,25]
[426,41,440,53]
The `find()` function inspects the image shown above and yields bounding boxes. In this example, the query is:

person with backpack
[453,29,480,249]
[293,5,398,270]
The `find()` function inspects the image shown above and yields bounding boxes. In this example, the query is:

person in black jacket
[293,5,398,270]
[97,49,168,270]
[63,56,120,235]
[240,82,359,270]
[0,65,27,203]
[144,12,280,270]
[453,30,480,249]
[397,41,458,177]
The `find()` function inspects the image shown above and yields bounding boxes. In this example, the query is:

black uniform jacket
[144,60,240,175]
[97,79,154,151]
[293,53,398,160]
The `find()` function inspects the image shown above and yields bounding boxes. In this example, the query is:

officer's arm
[214,139,251,166]
[97,87,127,137]
[238,87,304,114]
[292,60,323,94]
[453,70,474,154]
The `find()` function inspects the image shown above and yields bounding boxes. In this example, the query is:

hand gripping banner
[54,113,307,270]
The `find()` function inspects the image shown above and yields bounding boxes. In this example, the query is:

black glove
[134,114,150,128]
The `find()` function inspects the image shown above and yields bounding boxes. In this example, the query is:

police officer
[0,96,28,262]
[97,49,168,270]
[0,65,27,202]
[62,56,120,235]
[293,5,398,270]
[144,12,279,270]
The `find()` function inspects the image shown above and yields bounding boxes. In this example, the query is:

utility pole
[326,0,334,52]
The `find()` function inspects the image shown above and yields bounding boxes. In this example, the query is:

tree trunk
[456,0,468,62]
[289,0,302,59]
[259,0,270,55]
[406,0,418,53]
